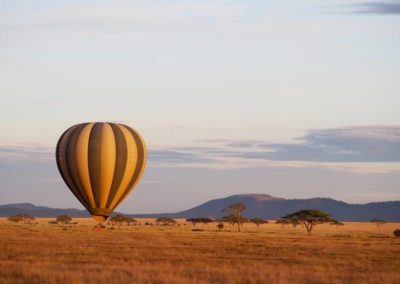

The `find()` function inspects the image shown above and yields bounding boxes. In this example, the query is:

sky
[1,0,399,213]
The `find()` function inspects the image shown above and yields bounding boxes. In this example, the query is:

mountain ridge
[1,194,399,221]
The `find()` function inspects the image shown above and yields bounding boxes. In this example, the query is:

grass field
[1,218,399,283]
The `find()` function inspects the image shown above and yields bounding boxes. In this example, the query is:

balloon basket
[92,223,106,231]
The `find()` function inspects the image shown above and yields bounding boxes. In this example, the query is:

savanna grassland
[0,218,399,284]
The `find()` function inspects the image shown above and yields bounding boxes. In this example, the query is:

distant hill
[0,203,90,217]
[129,194,400,222]
[1,194,399,221]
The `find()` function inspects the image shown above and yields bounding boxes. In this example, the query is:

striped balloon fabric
[56,122,147,222]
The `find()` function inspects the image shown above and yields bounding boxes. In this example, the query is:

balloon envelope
[56,122,147,221]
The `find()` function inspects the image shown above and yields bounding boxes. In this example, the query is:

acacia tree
[186,217,213,227]
[222,203,247,232]
[155,217,177,226]
[219,215,235,226]
[250,218,268,230]
[290,219,301,229]
[330,220,344,230]
[282,209,335,236]
[109,214,136,228]
[276,218,290,231]
[126,217,137,226]
[186,218,199,227]
[371,219,386,232]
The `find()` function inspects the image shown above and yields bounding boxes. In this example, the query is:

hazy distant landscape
[2,194,400,221]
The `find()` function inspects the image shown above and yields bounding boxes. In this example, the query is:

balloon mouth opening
[89,208,113,222]
[92,215,108,223]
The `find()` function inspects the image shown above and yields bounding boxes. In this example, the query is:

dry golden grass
[0,218,399,283]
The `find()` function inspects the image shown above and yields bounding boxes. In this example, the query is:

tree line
[6,203,399,237]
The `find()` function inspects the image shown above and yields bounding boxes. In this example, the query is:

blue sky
[1,0,399,213]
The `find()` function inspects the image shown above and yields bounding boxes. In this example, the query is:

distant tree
[126,217,137,226]
[394,229,400,238]
[56,214,72,224]
[217,223,224,230]
[17,214,35,223]
[222,203,247,232]
[282,210,335,236]
[371,219,386,231]
[221,214,248,230]
[200,218,213,226]
[250,218,269,229]
[219,215,235,226]
[109,214,125,228]
[290,219,301,229]
[186,217,213,227]
[275,218,291,231]
[8,214,35,224]
[155,217,177,226]
[330,220,344,230]
[109,214,136,228]
[186,218,198,227]
[8,215,22,223]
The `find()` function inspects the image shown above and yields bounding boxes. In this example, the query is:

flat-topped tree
[371,219,386,231]
[250,218,269,229]
[222,203,247,232]
[109,214,136,228]
[186,218,199,227]
[126,217,137,226]
[186,217,214,227]
[155,217,177,226]
[200,218,213,226]
[282,209,335,236]
[330,220,344,230]
[276,218,291,231]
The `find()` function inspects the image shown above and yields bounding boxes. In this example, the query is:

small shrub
[56,214,72,224]
[394,229,400,237]
[8,214,35,224]
[217,223,224,230]
[192,229,204,232]
[8,216,22,223]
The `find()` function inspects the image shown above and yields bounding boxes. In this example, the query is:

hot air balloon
[55,122,147,222]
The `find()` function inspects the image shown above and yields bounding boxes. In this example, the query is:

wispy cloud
[1,1,247,33]
[228,126,400,162]
[149,149,214,164]
[150,126,400,174]
[0,143,54,161]
[352,1,400,14]
[1,126,400,174]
